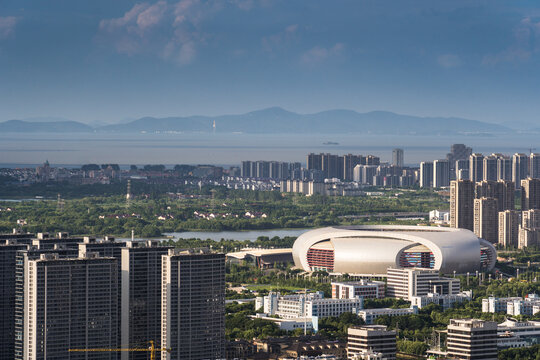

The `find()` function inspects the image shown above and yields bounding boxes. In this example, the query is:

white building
[332,280,386,299]
[357,307,418,325]
[482,294,540,316]
[497,318,540,345]
[250,314,314,331]
[256,291,364,319]
[410,291,472,310]
[482,296,522,313]
[386,268,460,301]
[429,210,450,224]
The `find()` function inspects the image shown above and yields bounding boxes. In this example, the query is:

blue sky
[1,0,540,125]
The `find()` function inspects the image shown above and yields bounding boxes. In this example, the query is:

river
[164,228,309,242]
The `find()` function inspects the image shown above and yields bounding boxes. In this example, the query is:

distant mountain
[0,120,93,133]
[0,108,513,135]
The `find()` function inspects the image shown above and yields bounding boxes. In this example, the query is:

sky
[1,0,540,125]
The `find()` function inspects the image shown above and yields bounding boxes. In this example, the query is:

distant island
[323,142,340,145]
[0,107,513,136]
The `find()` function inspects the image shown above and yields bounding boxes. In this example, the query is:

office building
[419,161,433,188]
[433,159,450,188]
[469,153,484,183]
[357,308,418,325]
[256,291,364,319]
[410,291,472,310]
[513,153,528,189]
[332,281,386,299]
[530,153,540,179]
[386,268,460,301]
[22,253,118,360]
[497,155,513,181]
[447,319,497,360]
[161,249,225,360]
[521,178,540,211]
[121,241,172,360]
[347,326,396,360]
[392,149,404,168]
[483,154,498,181]
[450,180,475,231]
[498,210,520,248]
[0,241,27,360]
[474,197,498,244]
[475,180,515,211]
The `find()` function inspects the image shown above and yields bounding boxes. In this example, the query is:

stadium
[292,225,496,275]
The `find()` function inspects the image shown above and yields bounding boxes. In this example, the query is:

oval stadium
[292,225,496,275]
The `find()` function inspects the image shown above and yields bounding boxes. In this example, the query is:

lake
[164,228,309,242]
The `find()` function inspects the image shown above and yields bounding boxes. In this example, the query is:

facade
[498,210,520,247]
[521,178,540,211]
[410,291,472,310]
[450,180,475,231]
[121,242,172,360]
[392,149,404,168]
[433,159,450,188]
[357,308,418,325]
[292,226,496,275]
[419,161,433,188]
[506,294,540,316]
[518,227,540,249]
[482,296,522,313]
[446,319,498,360]
[473,197,498,244]
[250,314,314,331]
[483,154,498,181]
[455,159,470,181]
[347,326,396,360]
[23,253,118,360]
[530,153,540,179]
[332,281,386,299]
[161,249,225,360]
[497,156,513,181]
[386,268,460,301]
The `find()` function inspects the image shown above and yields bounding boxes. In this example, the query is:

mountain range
[0,107,514,135]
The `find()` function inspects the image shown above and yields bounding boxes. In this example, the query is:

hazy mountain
[0,107,513,135]
[0,120,93,133]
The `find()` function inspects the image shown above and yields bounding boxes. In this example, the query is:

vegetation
[498,344,540,360]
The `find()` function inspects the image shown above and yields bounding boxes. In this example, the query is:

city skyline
[1,1,540,125]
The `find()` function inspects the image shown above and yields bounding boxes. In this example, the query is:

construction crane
[69,340,170,360]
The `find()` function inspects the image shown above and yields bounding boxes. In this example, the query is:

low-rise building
[410,291,472,310]
[386,268,460,301]
[482,296,522,313]
[497,318,540,346]
[332,280,386,300]
[250,314,314,332]
[256,291,364,319]
[482,294,540,315]
[357,307,418,325]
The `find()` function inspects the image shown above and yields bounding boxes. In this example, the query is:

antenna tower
[56,194,65,212]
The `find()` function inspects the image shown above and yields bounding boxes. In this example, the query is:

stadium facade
[292,225,496,275]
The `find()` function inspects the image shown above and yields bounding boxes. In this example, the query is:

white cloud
[482,16,540,66]
[437,54,461,68]
[0,16,18,40]
[301,43,344,64]
[262,24,299,53]
[137,1,168,31]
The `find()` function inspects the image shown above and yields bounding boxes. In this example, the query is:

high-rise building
[307,153,323,171]
[450,180,475,231]
[347,325,396,360]
[433,159,450,188]
[446,319,497,360]
[419,161,433,188]
[447,144,472,168]
[121,242,172,360]
[161,249,225,360]
[521,178,540,211]
[497,155,513,181]
[386,268,460,301]
[498,210,520,248]
[455,159,469,180]
[0,240,27,360]
[392,149,404,168]
[469,153,484,183]
[366,155,380,166]
[343,154,364,181]
[474,197,499,244]
[475,180,515,211]
[522,209,540,229]
[513,153,528,189]
[530,153,540,179]
[241,161,252,177]
[22,252,118,359]
[483,154,498,181]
